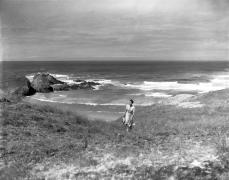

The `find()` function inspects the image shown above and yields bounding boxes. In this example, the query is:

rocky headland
[1,72,101,102]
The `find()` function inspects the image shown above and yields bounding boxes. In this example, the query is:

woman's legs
[126,122,133,132]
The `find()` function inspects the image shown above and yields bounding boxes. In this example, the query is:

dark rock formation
[69,81,100,90]
[70,80,100,90]
[87,81,100,86]
[77,81,93,89]
[31,73,64,93]
[78,81,100,89]
[11,77,36,97]
[69,84,80,90]
[51,83,70,91]
[30,73,101,92]
[74,79,85,83]
[2,73,102,102]
[33,73,64,85]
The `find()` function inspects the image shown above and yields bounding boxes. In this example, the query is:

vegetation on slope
[1,89,229,179]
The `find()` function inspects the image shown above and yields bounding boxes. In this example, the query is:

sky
[1,0,229,61]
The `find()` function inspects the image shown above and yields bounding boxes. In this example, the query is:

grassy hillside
[2,90,229,179]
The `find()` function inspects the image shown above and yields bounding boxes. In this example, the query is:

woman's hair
[130,99,134,103]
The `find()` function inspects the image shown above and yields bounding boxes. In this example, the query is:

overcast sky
[1,0,229,61]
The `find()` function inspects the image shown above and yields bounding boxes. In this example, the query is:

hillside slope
[1,90,229,179]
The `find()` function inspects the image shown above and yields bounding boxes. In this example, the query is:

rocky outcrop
[78,81,100,89]
[4,73,102,100]
[29,73,101,92]
[70,80,100,90]
[11,77,36,97]
[33,73,64,85]
[31,73,64,93]
[1,76,37,102]
[51,83,70,91]
[73,80,100,86]
[30,73,101,92]
[1,73,102,102]
[74,79,85,83]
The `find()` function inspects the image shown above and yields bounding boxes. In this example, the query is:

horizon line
[1,59,229,62]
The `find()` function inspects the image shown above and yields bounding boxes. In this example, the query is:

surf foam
[26,73,114,89]
[124,72,229,93]
[145,92,172,98]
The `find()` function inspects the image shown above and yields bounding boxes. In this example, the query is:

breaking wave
[26,73,115,89]
[30,96,155,107]
[124,72,229,93]
[26,71,229,95]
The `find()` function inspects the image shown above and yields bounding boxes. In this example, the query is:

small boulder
[69,84,80,90]
[87,81,100,86]
[51,83,70,91]
[70,81,100,90]
[77,81,100,90]
[74,79,85,83]
[78,81,94,89]
[73,80,100,86]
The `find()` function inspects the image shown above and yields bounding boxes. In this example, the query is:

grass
[1,89,229,179]
[0,101,128,179]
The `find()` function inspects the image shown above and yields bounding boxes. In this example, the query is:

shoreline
[2,71,229,179]
[24,91,205,122]
[24,96,124,121]
[2,88,229,179]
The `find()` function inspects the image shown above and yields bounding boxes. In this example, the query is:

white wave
[86,110,124,114]
[26,73,72,82]
[79,102,155,106]
[84,79,113,90]
[129,92,172,98]
[31,97,72,104]
[31,96,155,107]
[99,103,155,106]
[26,73,115,88]
[26,74,34,82]
[86,78,123,90]
[93,85,101,90]
[86,79,113,85]
[49,73,77,85]
[124,72,229,93]
[50,74,69,78]
[78,102,99,106]
[128,93,144,96]
[27,71,229,96]
[145,92,172,98]
[58,94,67,97]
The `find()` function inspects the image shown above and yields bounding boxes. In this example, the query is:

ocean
[2,61,229,120]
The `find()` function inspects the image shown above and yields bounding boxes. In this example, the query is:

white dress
[123,104,135,127]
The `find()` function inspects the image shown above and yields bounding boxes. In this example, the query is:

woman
[123,99,135,131]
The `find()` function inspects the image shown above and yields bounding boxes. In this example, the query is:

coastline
[23,91,204,122]
[2,87,229,179]
[24,96,124,121]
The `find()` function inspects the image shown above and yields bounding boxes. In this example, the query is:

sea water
[2,61,229,120]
